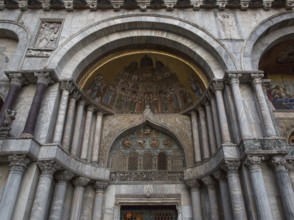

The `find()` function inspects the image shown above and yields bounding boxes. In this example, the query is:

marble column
[62,91,80,152]
[52,81,74,144]
[93,181,108,220]
[222,161,247,220]
[22,72,51,138]
[0,73,24,127]
[0,155,31,220]
[30,161,61,220]
[70,177,91,220]
[212,79,231,143]
[71,100,85,157]
[48,170,74,220]
[245,155,273,220]
[191,111,201,163]
[186,179,203,220]
[92,112,103,163]
[198,106,210,159]
[204,100,217,154]
[213,171,234,220]
[251,73,276,137]
[210,96,222,147]
[80,105,94,160]
[271,156,294,220]
[202,176,220,220]
[227,73,252,138]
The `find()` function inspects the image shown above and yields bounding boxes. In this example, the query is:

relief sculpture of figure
[122,137,133,148]
[36,22,61,49]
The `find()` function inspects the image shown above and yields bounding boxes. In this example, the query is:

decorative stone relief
[0,109,16,137]
[26,49,52,57]
[217,12,239,39]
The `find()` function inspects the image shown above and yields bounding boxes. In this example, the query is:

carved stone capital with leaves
[213,170,227,182]
[37,160,62,176]
[34,72,52,85]
[54,170,75,182]
[286,160,294,172]
[227,73,241,86]
[270,156,287,171]
[222,160,241,174]
[9,155,31,173]
[60,80,75,93]
[93,181,109,193]
[72,176,91,187]
[8,73,26,86]
[186,179,201,190]
[251,72,264,85]
[244,155,264,171]
[211,79,224,91]
[202,176,216,190]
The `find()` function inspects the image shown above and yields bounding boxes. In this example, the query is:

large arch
[46,15,236,81]
[242,12,294,70]
[0,20,29,71]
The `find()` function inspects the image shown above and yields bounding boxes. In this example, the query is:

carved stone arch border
[242,12,294,70]
[100,113,194,168]
[0,20,29,71]
[46,14,236,81]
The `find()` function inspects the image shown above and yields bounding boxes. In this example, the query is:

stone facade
[0,4,293,220]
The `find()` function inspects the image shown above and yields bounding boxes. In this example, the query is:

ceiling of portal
[78,50,208,114]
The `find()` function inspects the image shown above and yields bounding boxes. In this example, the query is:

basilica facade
[0,1,293,220]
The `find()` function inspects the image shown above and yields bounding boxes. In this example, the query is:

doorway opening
[120,205,178,220]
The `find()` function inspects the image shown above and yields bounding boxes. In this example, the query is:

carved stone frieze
[72,176,91,186]
[110,171,184,182]
[37,160,62,176]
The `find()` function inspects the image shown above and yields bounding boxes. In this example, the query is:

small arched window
[158,152,167,171]
[128,151,139,171]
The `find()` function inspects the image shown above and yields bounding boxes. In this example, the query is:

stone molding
[72,176,91,187]
[54,170,75,182]
[37,160,62,176]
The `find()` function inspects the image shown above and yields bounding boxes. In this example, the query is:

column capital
[54,170,75,182]
[96,111,103,117]
[285,160,294,172]
[222,160,241,174]
[9,155,31,172]
[72,176,91,187]
[87,105,95,112]
[251,72,264,85]
[186,179,201,189]
[244,155,264,171]
[196,105,205,112]
[8,73,26,86]
[72,90,81,100]
[34,72,52,85]
[270,156,287,170]
[211,79,224,91]
[227,73,242,85]
[60,80,75,92]
[213,170,227,181]
[202,176,216,189]
[37,160,61,176]
[93,181,109,193]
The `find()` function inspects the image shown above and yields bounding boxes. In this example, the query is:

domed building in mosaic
[0,1,293,219]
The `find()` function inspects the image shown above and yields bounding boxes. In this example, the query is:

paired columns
[0,155,31,220]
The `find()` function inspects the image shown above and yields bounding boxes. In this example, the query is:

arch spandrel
[100,109,194,168]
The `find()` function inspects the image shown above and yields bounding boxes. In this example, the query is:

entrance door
[120,205,178,220]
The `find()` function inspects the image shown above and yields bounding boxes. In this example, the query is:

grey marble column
[62,91,80,152]
[48,170,74,220]
[202,176,220,220]
[92,112,103,163]
[198,106,210,159]
[245,155,273,220]
[191,111,201,163]
[81,105,94,160]
[212,79,231,143]
[204,100,217,154]
[222,161,247,220]
[186,179,203,220]
[22,72,51,137]
[93,181,108,220]
[52,81,74,144]
[0,155,30,220]
[251,73,276,137]
[0,73,24,127]
[213,171,234,220]
[30,161,61,220]
[71,100,85,157]
[227,73,252,138]
[210,96,222,147]
[271,156,294,220]
[70,177,91,220]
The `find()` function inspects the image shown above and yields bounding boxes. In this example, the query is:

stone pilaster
[222,161,247,220]
[211,79,231,143]
[0,73,25,127]
[204,100,217,154]
[71,100,85,157]
[270,156,294,220]
[0,155,31,220]
[227,73,251,138]
[186,179,203,220]
[81,105,94,160]
[30,160,61,220]
[70,177,91,220]
[92,111,103,163]
[202,176,220,220]
[52,81,74,144]
[245,155,273,220]
[213,170,234,220]
[251,73,276,137]
[93,181,108,220]
[198,105,210,159]
[22,72,52,138]
[62,91,80,152]
[49,170,75,220]
[191,111,201,163]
